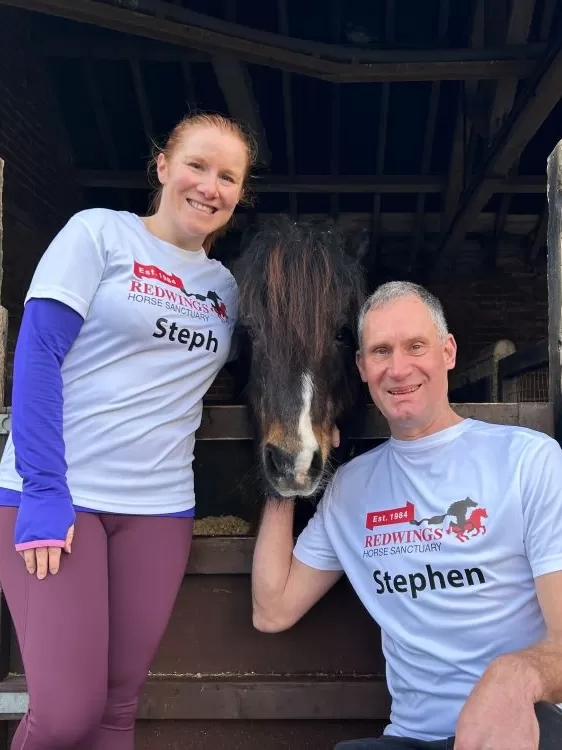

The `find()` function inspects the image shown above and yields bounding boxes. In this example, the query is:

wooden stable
[0,401,556,747]
[0,0,561,747]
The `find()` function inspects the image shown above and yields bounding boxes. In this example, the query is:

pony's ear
[239,222,261,252]
[344,226,370,263]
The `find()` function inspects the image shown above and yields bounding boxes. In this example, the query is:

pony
[232,216,367,500]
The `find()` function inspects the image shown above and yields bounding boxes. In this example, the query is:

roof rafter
[409,0,449,271]
[0,0,546,83]
[277,0,296,217]
[77,170,547,194]
[208,0,269,166]
[129,59,154,144]
[212,55,270,166]
[432,38,562,276]
[488,0,535,137]
[328,0,342,219]
[442,0,485,232]
[368,0,394,271]
[36,36,208,61]
[488,1,536,261]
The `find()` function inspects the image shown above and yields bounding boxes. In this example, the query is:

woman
[0,111,257,749]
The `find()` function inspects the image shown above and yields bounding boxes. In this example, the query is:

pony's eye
[335,327,348,342]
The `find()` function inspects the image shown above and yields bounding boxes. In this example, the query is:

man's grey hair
[357,281,449,349]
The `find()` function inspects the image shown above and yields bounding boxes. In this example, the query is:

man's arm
[454,572,562,750]
[251,499,342,633]
[490,571,562,703]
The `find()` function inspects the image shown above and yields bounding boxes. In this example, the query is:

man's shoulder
[464,418,556,453]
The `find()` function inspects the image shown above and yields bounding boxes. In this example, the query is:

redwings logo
[366,496,488,545]
[133,262,229,322]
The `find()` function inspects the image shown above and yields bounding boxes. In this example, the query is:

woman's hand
[19,524,74,580]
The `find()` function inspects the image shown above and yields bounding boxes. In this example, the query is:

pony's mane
[235,217,363,368]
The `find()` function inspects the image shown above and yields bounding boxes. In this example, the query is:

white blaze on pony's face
[262,372,324,498]
[295,373,318,484]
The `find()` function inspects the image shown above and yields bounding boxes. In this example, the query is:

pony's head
[234,217,366,499]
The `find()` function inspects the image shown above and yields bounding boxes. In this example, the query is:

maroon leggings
[0,507,193,750]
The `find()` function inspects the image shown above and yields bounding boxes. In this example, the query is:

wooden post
[0,160,11,716]
[0,161,7,412]
[547,141,562,444]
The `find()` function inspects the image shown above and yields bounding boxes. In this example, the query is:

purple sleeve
[12,298,84,550]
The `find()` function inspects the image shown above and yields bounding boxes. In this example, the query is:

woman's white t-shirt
[0,208,238,515]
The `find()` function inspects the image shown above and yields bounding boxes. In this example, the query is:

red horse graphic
[447,507,488,543]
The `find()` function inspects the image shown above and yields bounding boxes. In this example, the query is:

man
[251,281,562,750]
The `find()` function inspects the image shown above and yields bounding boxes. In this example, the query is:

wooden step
[0,674,390,721]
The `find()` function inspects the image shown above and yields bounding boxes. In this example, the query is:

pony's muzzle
[263,443,323,497]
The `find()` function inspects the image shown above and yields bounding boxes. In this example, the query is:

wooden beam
[36,36,208,61]
[78,171,445,192]
[0,159,3,297]
[277,0,296,216]
[76,170,547,194]
[83,58,119,169]
[0,675,391,722]
[487,4,534,269]
[2,402,539,445]
[369,0,394,265]
[488,1,535,137]
[82,58,133,211]
[433,40,562,275]
[212,0,270,165]
[180,57,196,110]
[0,160,7,458]
[442,93,466,231]
[129,59,154,144]
[330,0,341,219]
[0,0,545,83]
[26,0,548,67]
[527,202,549,264]
[493,186,513,244]
[410,0,449,270]
[224,0,235,21]
[547,140,562,444]
[212,56,270,166]
[540,0,558,42]
[369,80,388,253]
[265,211,546,234]
[463,0,509,140]
[193,403,554,441]
[442,0,486,233]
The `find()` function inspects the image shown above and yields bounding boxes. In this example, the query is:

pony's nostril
[264,444,291,477]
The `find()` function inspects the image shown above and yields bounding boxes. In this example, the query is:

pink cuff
[15,540,65,552]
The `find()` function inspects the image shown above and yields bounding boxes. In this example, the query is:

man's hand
[454,656,540,750]
[19,524,74,580]
[331,425,340,448]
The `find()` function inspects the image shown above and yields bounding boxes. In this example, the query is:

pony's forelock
[236,218,362,371]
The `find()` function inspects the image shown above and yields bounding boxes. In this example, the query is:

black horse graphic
[184,289,228,321]
[409,497,478,529]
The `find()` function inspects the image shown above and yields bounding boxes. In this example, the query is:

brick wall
[0,7,83,314]
[431,256,548,369]
[0,8,84,402]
